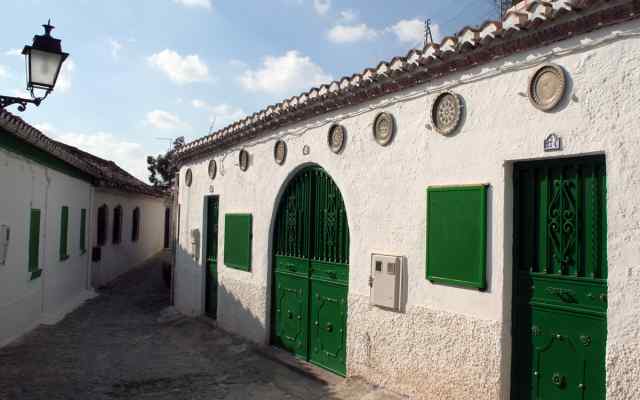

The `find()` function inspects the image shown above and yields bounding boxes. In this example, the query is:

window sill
[30,269,43,281]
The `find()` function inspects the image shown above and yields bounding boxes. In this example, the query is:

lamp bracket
[0,95,42,112]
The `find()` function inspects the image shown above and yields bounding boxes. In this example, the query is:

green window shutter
[426,185,487,290]
[80,209,87,253]
[28,209,42,280]
[60,206,69,260]
[224,214,252,271]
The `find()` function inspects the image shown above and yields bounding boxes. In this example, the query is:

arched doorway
[271,165,350,376]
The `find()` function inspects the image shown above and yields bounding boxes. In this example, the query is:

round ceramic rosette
[328,124,346,154]
[528,64,567,112]
[431,92,463,136]
[373,112,395,146]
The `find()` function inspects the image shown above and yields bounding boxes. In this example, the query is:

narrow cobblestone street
[0,255,401,400]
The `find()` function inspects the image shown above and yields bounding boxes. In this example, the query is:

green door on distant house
[205,196,219,319]
[271,166,350,376]
[512,156,607,400]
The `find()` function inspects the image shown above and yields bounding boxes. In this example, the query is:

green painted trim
[0,129,94,183]
[30,269,43,281]
[80,208,87,253]
[426,185,488,291]
[28,209,41,273]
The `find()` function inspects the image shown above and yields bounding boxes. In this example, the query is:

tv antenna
[424,19,434,47]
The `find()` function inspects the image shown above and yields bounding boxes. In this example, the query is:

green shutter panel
[28,209,42,280]
[426,185,488,290]
[60,206,69,260]
[224,214,252,271]
[80,209,87,253]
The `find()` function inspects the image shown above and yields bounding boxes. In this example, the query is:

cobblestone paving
[0,255,402,400]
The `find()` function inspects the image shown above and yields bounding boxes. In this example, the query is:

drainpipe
[85,185,95,291]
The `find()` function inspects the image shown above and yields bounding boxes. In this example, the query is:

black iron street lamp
[0,20,69,112]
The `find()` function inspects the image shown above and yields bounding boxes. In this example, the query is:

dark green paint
[0,129,93,183]
[205,196,219,319]
[131,208,140,242]
[28,209,42,280]
[272,166,349,376]
[224,214,252,271]
[80,208,87,253]
[59,206,69,261]
[512,155,607,400]
[426,185,487,290]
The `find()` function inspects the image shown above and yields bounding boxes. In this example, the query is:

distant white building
[172,1,640,399]
[0,109,170,348]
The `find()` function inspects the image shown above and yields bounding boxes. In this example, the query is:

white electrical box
[0,225,10,266]
[370,254,404,310]
[190,228,200,262]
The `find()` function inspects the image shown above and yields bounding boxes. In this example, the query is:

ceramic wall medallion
[274,140,287,165]
[185,168,193,187]
[528,64,567,112]
[431,92,463,136]
[328,124,346,154]
[208,159,217,180]
[373,112,395,146]
[239,149,249,171]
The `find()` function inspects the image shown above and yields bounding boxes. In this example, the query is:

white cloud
[239,50,332,96]
[192,99,245,128]
[338,9,357,23]
[107,38,123,59]
[3,48,21,56]
[144,110,190,130]
[174,0,212,10]
[56,59,75,93]
[148,49,209,84]
[35,124,150,183]
[313,0,330,15]
[389,19,440,46]
[327,24,378,44]
[0,65,8,79]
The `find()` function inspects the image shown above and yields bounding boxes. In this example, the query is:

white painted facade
[0,147,95,348]
[175,20,640,400]
[91,189,169,288]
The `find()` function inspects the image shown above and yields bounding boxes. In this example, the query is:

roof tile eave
[176,0,637,163]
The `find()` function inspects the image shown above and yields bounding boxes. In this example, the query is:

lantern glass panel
[28,49,63,89]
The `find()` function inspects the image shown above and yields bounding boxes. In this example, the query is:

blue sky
[0,0,499,181]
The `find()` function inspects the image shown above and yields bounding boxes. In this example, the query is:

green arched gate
[271,166,350,376]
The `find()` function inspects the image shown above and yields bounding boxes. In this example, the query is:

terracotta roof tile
[176,0,639,162]
[0,109,166,197]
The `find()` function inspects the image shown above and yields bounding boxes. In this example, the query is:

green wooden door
[205,196,219,319]
[272,166,349,376]
[513,156,607,400]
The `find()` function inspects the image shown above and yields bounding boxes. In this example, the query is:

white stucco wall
[0,148,94,347]
[175,20,640,399]
[91,190,168,287]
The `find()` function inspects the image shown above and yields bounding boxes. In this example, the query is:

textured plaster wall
[0,148,94,347]
[91,190,167,287]
[176,20,640,399]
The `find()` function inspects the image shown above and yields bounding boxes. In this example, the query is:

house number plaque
[544,133,562,152]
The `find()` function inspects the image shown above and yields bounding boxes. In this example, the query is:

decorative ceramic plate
[328,124,346,154]
[274,140,287,165]
[528,64,566,112]
[431,92,463,136]
[373,112,395,146]
[208,160,217,180]
[239,149,249,171]
[185,168,193,187]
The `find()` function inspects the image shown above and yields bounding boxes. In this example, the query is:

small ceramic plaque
[431,92,463,136]
[328,124,346,154]
[239,149,249,171]
[208,160,217,180]
[373,112,395,146]
[274,140,287,165]
[529,64,567,112]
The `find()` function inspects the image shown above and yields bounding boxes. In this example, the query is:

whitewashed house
[0,109,169,348]
[173,0,640,399]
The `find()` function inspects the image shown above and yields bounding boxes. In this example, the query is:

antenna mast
[424,19,434,47]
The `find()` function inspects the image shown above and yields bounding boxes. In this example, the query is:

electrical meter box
[0,225,9,266]
[370,254,404,310]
